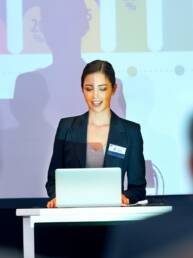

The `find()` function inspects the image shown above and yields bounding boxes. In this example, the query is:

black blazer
[46,110,146,203]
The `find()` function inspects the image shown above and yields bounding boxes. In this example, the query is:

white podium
[16,206,172,258]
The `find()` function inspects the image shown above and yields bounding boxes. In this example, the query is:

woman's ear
[112,84,117,95]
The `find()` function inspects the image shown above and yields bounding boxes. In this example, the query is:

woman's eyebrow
[84,84,107,87]
[84,84,94,87]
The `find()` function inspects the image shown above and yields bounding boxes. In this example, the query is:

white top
[86,143,106,168]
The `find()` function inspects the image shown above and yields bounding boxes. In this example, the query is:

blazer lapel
[71,112,88,168]
[103,111,127,168]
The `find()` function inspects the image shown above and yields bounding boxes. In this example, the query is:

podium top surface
[16,206,172,223]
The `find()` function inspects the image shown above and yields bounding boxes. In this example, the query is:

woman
[46,60,146,208]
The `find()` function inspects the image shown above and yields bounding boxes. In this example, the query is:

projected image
[116,0,148,52]
[82,0,193,195]
[23,5,50,53]
[0,1,52,99]
[0,0,89,197]
[0,0,193,197]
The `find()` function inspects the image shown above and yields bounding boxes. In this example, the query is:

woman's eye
[85,88,93,91]
[100,88,107,91]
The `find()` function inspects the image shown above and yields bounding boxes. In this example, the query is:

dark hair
[81,60,116,89]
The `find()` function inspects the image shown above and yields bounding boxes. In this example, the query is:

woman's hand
[47,196,129,208]
[121,194,129,206]
[47,198,56,208]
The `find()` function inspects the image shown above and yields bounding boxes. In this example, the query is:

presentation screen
[0,0,193,198]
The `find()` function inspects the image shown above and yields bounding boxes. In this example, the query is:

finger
[47,199,54,208]
[51,200,54,208]
[125,198,129,204]
[123,197,129,205]
[121,198,126,205]
[47,201,51,208]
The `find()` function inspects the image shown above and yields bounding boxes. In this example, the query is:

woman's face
[82,72,116,113]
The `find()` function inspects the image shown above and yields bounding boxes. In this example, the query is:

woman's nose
[93,89,99,98]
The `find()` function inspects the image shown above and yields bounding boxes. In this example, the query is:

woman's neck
[88,109,111,126]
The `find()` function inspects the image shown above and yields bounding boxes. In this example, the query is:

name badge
[107,144,127,159]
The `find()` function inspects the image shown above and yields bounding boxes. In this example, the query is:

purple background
[0,0,126,197]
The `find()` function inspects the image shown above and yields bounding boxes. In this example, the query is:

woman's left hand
[121,194,129,206]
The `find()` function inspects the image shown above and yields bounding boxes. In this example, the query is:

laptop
[55,167,122,208]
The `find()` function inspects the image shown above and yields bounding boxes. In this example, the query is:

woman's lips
[92,101,102,107]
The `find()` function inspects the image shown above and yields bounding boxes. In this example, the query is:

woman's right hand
[47,198,56,208]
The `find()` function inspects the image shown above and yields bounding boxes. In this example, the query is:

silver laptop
[55,167,121,208]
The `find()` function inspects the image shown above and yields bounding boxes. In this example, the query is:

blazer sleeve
[45,118,71,198]
[124,124,146,204]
